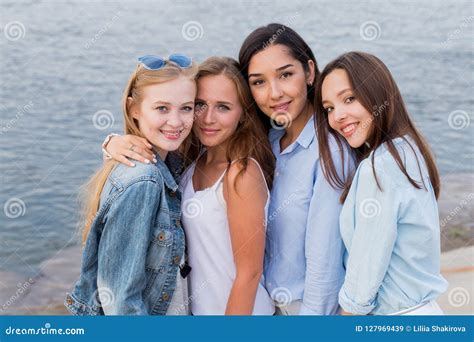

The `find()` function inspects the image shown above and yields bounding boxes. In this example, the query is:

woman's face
[131,75,196,157]
[247,44,315,126]
[321,69,373,148]
[193,74,243,148]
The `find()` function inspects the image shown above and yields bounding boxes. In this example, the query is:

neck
[283,101,313,143]
[204,142,228,165]
[153,147,168,162]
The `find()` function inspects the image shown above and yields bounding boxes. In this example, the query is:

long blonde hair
[81,60,198,243]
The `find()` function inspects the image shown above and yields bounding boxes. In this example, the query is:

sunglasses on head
[137,54,192,70]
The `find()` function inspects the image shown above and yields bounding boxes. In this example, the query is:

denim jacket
[65,155,185,315]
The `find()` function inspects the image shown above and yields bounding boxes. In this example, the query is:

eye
[344,96,355,104]
[181,106,194,112]
[218,104,230,111]
[251,79,264,86]
[155,106,168,113]
[280,72,293,79]
[324,106,334,114]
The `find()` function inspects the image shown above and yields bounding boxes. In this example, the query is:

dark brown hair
[238,23,320,132]
[184,56,275,191]
[315,51,440,202]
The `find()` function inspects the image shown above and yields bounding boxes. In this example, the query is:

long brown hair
[315,51,440,202]
[81,60,198,243]
[184,56,275,191]
[238,23,320,133]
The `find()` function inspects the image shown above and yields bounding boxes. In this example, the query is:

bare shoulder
[224,158,267,198]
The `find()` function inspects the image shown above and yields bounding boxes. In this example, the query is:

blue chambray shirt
[265,115,352,315]
[338,137,448,315]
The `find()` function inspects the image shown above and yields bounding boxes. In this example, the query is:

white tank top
[179,157,275,315]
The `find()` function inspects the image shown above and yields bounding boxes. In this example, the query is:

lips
[160,129,183,140]
[270,101,292,112]
[340,122,359,138]
[199,127,220,136]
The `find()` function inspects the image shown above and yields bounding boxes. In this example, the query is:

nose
[333,107,348,122]
[167,110,184,128]
[200,105,216,125]
[270,80,283,101]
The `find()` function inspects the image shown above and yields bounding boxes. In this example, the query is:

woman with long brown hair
[316,51,448,315]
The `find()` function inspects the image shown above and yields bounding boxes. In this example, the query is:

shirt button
[175,219,181,227]
[66,296,73,305]
[162,293,169,301]
[158,232,165,241]
[173,256,180,264]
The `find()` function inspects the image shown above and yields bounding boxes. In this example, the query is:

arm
[102,134,156,166]
[338,162,399,315]
[300,146,353,315]
[223,160,268,315]
[97,180,161,315]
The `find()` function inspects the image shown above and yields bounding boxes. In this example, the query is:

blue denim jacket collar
[156,155,178,192]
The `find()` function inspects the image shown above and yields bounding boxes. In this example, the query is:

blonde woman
[65,54,197,315]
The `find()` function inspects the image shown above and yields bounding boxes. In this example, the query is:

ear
[127,96,140,120]
[306,60,316,86]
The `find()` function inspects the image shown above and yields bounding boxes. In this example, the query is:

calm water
[1,0,473,274]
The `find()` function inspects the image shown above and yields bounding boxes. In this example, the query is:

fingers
[124,149,156,165]
[131,146,156,163]
[124,135,155,162]
[116,155,135,167]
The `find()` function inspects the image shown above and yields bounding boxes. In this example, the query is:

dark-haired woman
[239,24,352,315]
[316,51,448,315]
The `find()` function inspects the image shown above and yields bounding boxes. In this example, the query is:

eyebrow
[152,101,194,106]
[195,99,233,106]
[248,64,294,78]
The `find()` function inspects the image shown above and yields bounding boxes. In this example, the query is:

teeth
[343,123,356,133]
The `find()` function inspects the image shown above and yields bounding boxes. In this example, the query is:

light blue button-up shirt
[338,136,448,315]
[265,115,351,315]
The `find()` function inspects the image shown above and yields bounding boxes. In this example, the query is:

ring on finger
[129,144,136,152]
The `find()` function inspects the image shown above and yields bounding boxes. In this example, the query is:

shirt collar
[155,155,178,191]
[270,115,316,154]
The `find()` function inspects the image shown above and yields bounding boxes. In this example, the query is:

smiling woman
[64,55,198,316]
